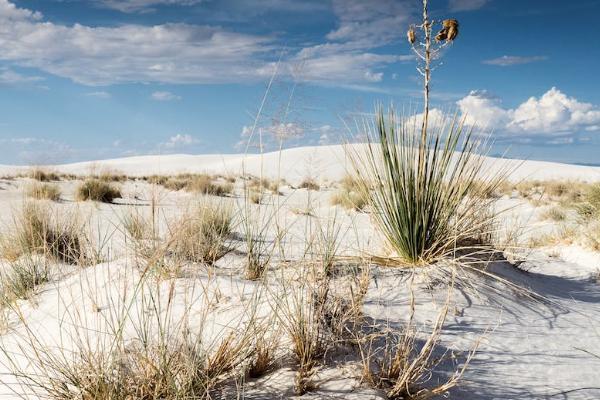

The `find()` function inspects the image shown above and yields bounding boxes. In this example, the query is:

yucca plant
[348,0,506,265]
[350,111,504,264]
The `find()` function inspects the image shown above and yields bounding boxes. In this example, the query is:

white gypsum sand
[0,146,598,399]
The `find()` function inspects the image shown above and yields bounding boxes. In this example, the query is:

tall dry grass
[25,182,61,201]
[169,199,234,265]
[0,202,93,265]
[76,179,122,203]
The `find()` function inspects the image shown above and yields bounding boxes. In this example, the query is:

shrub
[349,108,505,264]
[76,179,121,203]
[25,182,61,201]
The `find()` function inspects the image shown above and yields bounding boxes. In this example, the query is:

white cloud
[327,0,414,48]
[162,133,199,148]
[448,0,489,12]
[86,91,111,98]
[456,87,600,137]
[456,90,511,129]
[0,0,413,89]
[96,0,203,13]
[483,55,548,67]
[0,0,273,85]
[0,68,43,85]
[151,91,181,101]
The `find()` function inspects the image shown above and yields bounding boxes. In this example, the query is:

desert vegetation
[25,182,61,201]
[0,1,598,399]
[76,178,122,203]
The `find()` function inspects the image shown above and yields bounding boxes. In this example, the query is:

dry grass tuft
[123,210,152,241]
[358,289,476,400]
[299,178,320,191]
[76,179,122,203]
[25,182,61,201]
[27,168,60,182]
[152,174,234,196]
[186,174,234,196]
[0,202,91,265]
[2,280,258,400]
[247,335,279,379]
[169,200,233,264]
[331,176,370,211]
[0,257,50,303]
[330,189,368,211]
[540,206,567,222]
[249,190,262,205]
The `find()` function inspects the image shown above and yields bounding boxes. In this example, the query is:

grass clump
[358,303,475,400]
[186,174,234,196]
[349,109,505,264]
[28,168,60,182]
[155,174,234,196]
[0,202,90,265]
[25,182,61,201]
[123,211,152,241]
[170,200,233,264]
[76,179,122,203]
[330,175,368,211]
[299,178,320,191]
[330,189,368,211]
[0,257,50,303]
[540,206,567,222]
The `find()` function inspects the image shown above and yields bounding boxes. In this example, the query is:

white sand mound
[2,144,600,183]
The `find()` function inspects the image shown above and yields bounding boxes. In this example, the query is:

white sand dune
[2,144,600,183]
[0,145,599,398]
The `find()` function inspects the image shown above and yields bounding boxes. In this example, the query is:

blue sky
[1,0,600,165]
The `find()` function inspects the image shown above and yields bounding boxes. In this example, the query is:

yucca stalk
[351,109,503,264]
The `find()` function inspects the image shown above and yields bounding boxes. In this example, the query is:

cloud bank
[456,87,600,137]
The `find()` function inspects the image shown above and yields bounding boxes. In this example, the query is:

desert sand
[0,145,598,399]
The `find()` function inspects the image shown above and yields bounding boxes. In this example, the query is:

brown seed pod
[443,19,459,41]
[435,28,447,42]
[407,27,416,44]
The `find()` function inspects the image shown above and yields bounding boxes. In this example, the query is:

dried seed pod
[435,28,447,42]
[407,27,416,44]
[443,19,459,41]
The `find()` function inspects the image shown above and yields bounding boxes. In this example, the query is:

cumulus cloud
[0,0,273,85]
[448,0,489,12]
[0,0,409,88]
[0,0,421,90]
[483,55,548,66]
[151,91,181,101]
[456,87,600,137]
[162,133,199,148]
